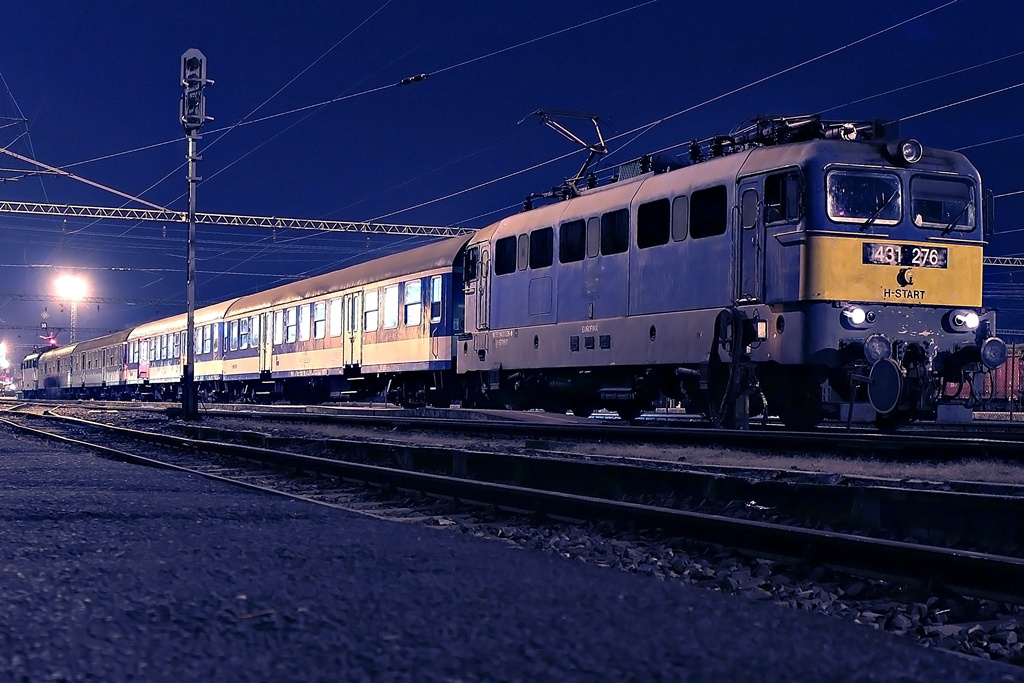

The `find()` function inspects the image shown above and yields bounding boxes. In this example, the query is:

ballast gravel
[1,430,1020,681]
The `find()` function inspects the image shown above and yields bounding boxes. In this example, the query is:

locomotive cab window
[910,176,976,232]
[827,171,901,226]
[637,199,670,248]
[517,234,529,271]
[559,219,585,263]
[764,171,802,224]
[494,236,517,275]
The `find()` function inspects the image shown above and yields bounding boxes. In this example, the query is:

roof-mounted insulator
[689,140,702,163]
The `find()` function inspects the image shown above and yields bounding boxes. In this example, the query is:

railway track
[8,397,1024,462]
[3,405,1024,608]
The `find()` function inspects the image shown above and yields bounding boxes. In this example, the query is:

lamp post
[180,48,213,420]
[54,274,87,343]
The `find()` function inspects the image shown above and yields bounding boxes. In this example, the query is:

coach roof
[225,235,469,318]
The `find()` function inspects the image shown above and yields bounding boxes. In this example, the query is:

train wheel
[570,403,594,418]
[616,404,643,422]
[768,375,823,430]
[875,412,911,432]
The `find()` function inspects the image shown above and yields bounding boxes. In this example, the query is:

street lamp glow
[55,274,88,343]
[55,274,88,301]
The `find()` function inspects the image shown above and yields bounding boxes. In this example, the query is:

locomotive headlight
[946,309,981,332]
[981,337,1008,369]
[955,311,980,329]
[885,138,924,165]
[863,333,892,364]
[843,306,867,326]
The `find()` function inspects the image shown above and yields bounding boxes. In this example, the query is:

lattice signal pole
[180,49,213,420]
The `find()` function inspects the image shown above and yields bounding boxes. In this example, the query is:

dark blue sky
[1,0,1023,360]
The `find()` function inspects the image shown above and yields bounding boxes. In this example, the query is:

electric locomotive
[458,115,1006,428]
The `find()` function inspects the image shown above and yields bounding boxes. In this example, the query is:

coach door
[737,181,763,303]
[343,293,361,367]
[259,313,273,374]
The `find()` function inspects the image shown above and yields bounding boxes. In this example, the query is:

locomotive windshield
[909,176,975,233]
[827,171,901,226]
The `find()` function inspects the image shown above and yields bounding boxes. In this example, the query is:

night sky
[1,0,1023,361]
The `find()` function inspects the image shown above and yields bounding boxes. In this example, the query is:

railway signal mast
[180,49,213,420]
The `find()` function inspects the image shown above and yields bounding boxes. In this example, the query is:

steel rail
[8,410,1024,605]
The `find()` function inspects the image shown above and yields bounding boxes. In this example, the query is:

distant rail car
[20,114,1007,429]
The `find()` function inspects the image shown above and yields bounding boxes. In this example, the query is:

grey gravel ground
[1,430,1021,682]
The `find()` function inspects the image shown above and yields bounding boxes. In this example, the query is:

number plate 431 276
[862,243,947,268]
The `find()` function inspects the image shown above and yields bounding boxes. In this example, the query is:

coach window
[296,304,310,342]
[298,304,311,342]
[690,185,728,238]
[348,297,358,333]
[430,276,442,323]
[383,285,399,329]
[494,236,517,275]
[364,290,379,332]
[329,299,343,337]
[273,310,284,344]
[529,227,553,268]
[637,199,670,248]
[173,332,181,358]
[765,171,801,224]
[250,316,260,347]
[203,325,213,354]
[559,219,585,263]
[404,281,422,326]
[601,208,629,255]
[586,217,601,258]
[239,319,249,349]
[285,307,298,344]
[672,196,689,241]
[517,234,530,271]
[313,301,327,339]
[229,320,239,351]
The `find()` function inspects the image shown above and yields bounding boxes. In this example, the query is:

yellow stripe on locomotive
[801,234,982,307]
